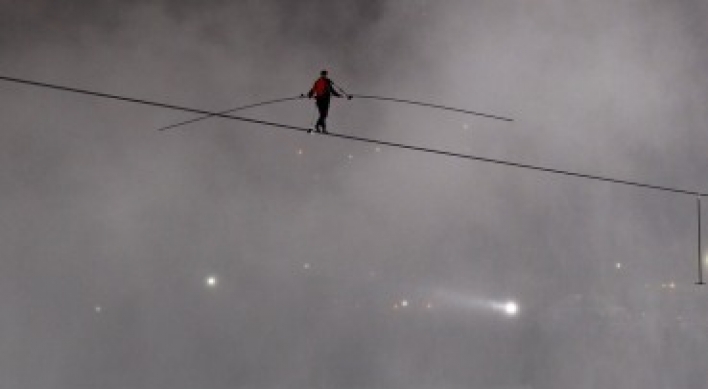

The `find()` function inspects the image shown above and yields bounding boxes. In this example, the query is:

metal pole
[330,80,352,99]
[698,197,704,285]
[155,95,304,132]
[349,94,514,122]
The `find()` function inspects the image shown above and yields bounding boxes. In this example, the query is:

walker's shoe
[307,127,313,134]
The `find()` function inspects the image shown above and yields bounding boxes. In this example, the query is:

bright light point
[206,276,218,287]
[669,282,676,289]
[348,154,353,160]
[401,300,409,307]
[297,149,303,155]
[303,263,311,269]
[426,303,433,309]
[490,300,519,316]
[94,306,102,313]
[615,262,622,269]
[503,301,519,316]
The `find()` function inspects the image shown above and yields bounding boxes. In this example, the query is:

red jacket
[308,77,341,98]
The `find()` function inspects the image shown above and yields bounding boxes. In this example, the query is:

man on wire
[305,70,347,134]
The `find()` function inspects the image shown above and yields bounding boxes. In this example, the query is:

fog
[1,1,707,388]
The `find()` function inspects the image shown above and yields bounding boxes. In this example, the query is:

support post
[698,197,704,285]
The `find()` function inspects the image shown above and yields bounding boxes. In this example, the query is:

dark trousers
[315,97,331,130]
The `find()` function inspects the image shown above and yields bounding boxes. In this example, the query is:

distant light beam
[434,290,520,318]
[491,300,520,317]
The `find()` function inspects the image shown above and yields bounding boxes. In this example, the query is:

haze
[1,1,707,388]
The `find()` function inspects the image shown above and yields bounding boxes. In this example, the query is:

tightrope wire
[2,73,705,284]
[0,74,703,197]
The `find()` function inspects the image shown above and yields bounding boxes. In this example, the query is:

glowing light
[303,263,311,269]
[425,303,433,309]
[489,300,519,317]
[400,300,409,307]
[94,306,102,313]
[503,301,519,316]
[669,282,676,289]
[348,154,353,160]
[297,149,303,155]
[615,262,622,269]
[206,276,218,288]
[435,289,520,318]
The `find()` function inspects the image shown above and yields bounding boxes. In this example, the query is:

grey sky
[1,1,707,388]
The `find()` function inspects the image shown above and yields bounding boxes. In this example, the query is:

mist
[1,1,707,388]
